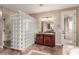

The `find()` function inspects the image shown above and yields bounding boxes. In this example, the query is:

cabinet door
[36,34,44,45]
[44,35,55,47]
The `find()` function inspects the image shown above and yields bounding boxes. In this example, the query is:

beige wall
[31,7,79,45]
[0,7,14,48]
[2,7,14,41]
[2,7,14,18]
[0,9,3,48]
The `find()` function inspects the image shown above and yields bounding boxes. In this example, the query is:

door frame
[60,10,76,46]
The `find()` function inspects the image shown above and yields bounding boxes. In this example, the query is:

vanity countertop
[37,32,55,35]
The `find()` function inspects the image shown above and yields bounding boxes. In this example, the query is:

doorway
[61,10,76,46]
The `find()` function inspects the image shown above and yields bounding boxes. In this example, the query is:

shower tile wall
[7,11,36,50]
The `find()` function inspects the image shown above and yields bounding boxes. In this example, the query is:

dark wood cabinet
[35,33,55,47]
[44,34,55,46]
[36,34,44,45]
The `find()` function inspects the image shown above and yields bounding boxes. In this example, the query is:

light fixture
[40,16,55,21]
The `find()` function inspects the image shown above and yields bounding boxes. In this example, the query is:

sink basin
[44,31,54,33]
[44,33,55,34]
[44,31,55,35]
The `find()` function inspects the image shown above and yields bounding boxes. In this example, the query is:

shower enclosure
[4,11,36,51]
[61,10,76,46]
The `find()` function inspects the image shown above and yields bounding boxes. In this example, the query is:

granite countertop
[37,32,55,35]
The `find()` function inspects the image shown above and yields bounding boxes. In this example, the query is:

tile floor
[0,44,63,55]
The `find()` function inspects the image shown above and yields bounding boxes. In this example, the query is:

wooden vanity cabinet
[35,33,55,47]
[35,34,44,45]
[44,34,55,46]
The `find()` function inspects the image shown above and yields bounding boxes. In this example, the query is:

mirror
[41,21,55,33]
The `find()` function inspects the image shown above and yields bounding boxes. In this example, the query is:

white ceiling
[0,4,78,14]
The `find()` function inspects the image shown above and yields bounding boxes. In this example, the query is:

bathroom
[0,4,79,55]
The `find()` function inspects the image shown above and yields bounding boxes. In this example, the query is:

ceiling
[0,4,78,14]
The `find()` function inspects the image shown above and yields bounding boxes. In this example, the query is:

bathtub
[69,48,79,55]
[63,45,79,55]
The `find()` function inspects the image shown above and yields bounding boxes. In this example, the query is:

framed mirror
[41,20,55,33]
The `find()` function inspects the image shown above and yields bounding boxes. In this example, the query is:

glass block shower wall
[8,11,36,50]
